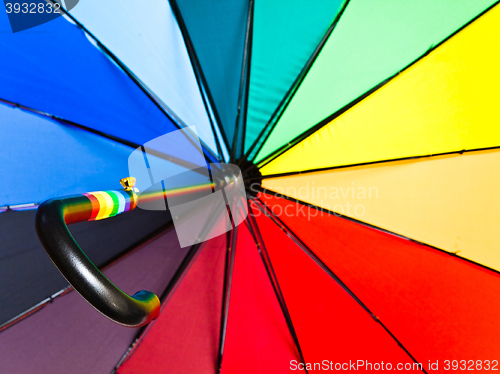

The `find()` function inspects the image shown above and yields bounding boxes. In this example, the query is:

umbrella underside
[1,0,500,373]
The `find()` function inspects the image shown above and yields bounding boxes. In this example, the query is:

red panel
[220,224,300,374]
[118,233,227,374]
[251,202,417,371]
[259,193,500,370]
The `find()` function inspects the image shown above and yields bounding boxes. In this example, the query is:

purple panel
[0,228,186,374]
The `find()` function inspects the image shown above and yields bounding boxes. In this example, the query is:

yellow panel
[262,149,500,271]
[261,4,500,176]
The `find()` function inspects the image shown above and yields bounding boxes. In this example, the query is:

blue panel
[0,10,177,147]
[69,0,219,155]
[0,104,134,205]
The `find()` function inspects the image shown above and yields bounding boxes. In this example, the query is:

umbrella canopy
[1,0,500,373]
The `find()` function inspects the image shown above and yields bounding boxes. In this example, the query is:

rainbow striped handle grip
[35,189,160,327]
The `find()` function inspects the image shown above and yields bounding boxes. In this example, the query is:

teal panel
[174,0,249,149]
[245,0,345,156]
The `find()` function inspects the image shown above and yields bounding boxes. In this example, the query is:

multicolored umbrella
[1,0,500,373]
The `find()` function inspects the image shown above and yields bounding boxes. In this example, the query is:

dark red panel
[259,193,500,370]
[118,233,227,374]
[220,224,300,374]
[251,202,417,371]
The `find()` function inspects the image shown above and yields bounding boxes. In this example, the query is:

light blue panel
[0,9,178,147]
[0,104,133,205]
[69,0,218,154]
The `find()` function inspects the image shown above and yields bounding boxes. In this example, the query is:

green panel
[244,0,345,155]
[255,0,498,162]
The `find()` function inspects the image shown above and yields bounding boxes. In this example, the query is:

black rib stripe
[217,227,238,373]
[255,146,500,181]
[237,0,255,164]
[0,97,214,172]
[230,0,254,162]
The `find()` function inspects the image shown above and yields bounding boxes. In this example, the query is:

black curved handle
[35,190,160,327]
